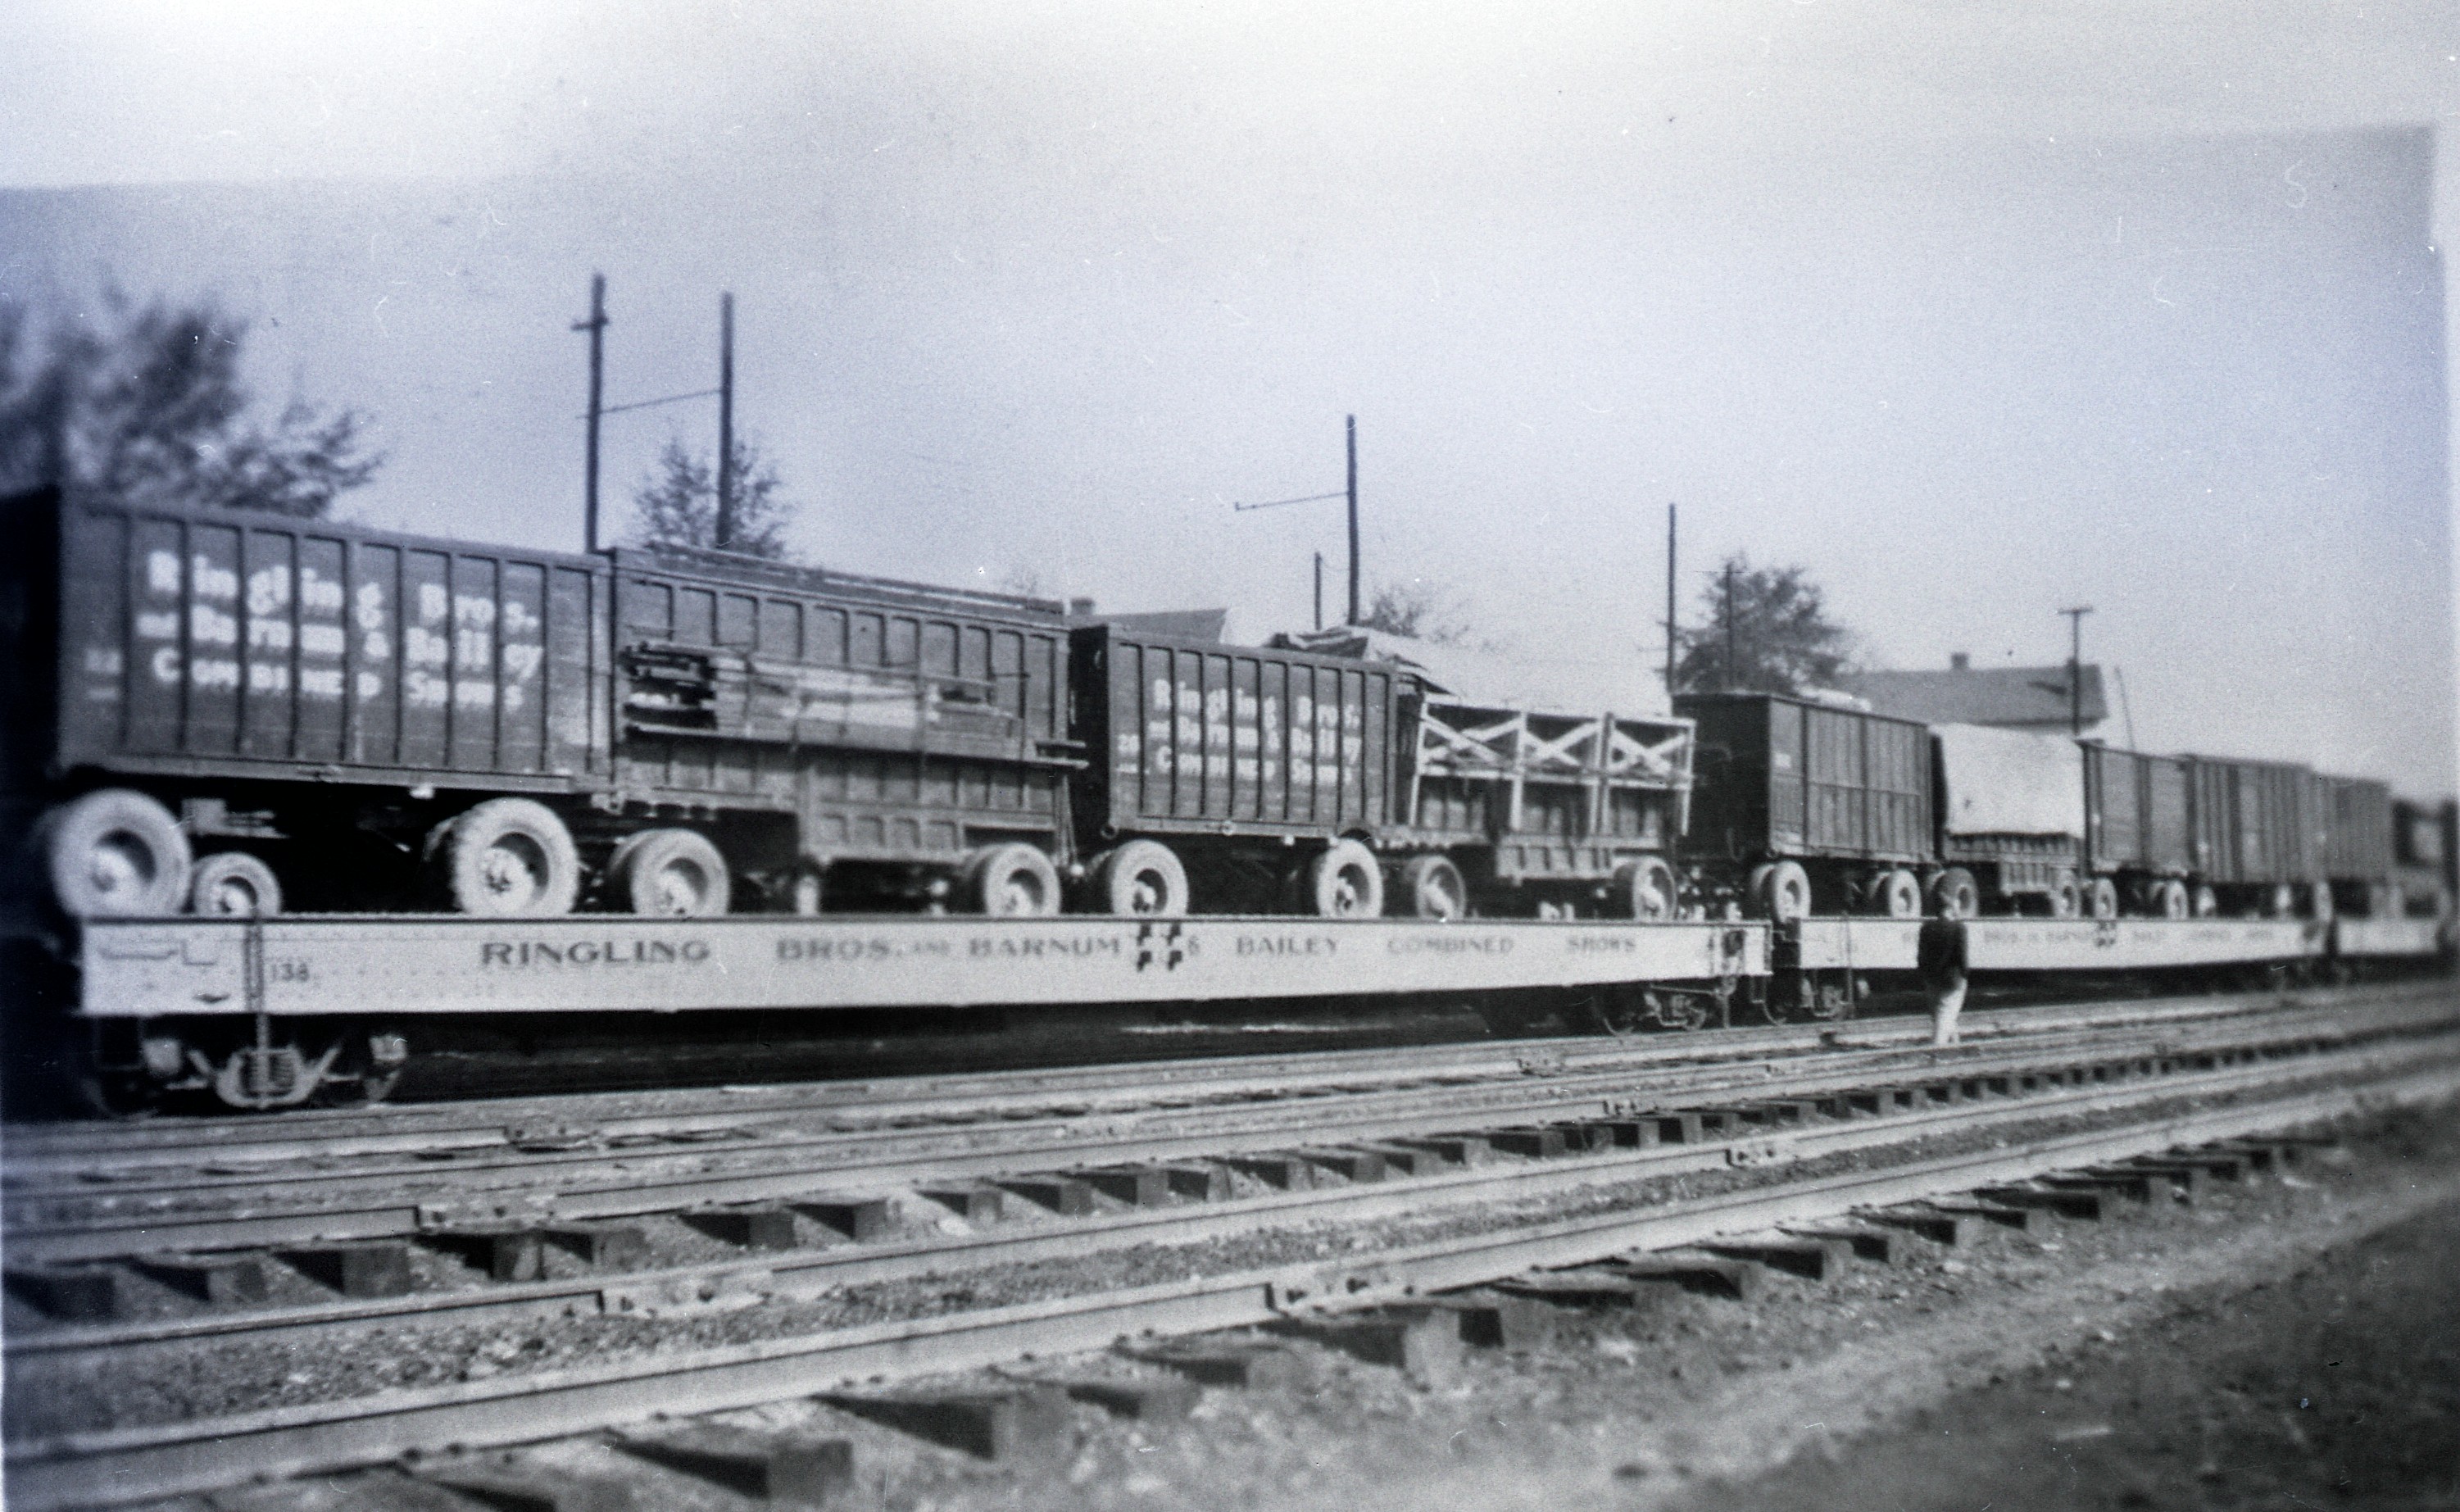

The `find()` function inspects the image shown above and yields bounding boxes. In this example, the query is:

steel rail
[6,1006,2337,1216]
[11,997,2441,1262]
[16,1029,2456,1368]
[12,1057,2453,1512]
[9,978,2436,1176]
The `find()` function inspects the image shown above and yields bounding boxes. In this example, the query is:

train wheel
[317,1028,409,1107]
[1611,856,1680,921]
[433,799,581,916]
[188,851,284,917]
[1929,868,1980,919]
[1750,860,1812,924]
[2193,883,2220,919]
[1400,854,1470,920]
[1305,840,1386,919]
[964,843,1063,917]
[1869,869,1922,919]
[612,829,732,917]
[1092,840,1191,916]
[2084,877,2121,920]
[39,789,193,919]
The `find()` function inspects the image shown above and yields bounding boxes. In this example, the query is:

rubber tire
[1305,839,1386,919]
[1399,854,1470,920]
[1753,860,1812,924]
[2084,877,2121,920]
[964,843,1063,917]
[2263,883,2296,919]
[2307,882,2335,922]
[1869,869,1922,919]
[2049,872,2082,919]
[1929,867,1980,920]
[2149,879,2191,919]
[611,828,731,917]
[188,851,284,917]
[2193,884,2220,919]
[39,789,192,919]
[782,863,827,916]
[433,798,581,917]
[1611,856,1680,921]
[1091,839,1191,916]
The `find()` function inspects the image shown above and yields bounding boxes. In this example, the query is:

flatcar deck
[68,911,2445,1021]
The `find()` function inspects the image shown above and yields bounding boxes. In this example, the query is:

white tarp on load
[1273,627,1673,718]
[1935,723,2085,838]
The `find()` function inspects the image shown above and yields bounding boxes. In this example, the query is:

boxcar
[2080,742,2195,917]
[1675,692,1931,920]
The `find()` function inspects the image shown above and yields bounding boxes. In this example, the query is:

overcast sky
[2,2,2454,794]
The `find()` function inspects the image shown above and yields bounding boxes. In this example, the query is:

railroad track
[6,980,2458,1510]
[7,983,2449,1256]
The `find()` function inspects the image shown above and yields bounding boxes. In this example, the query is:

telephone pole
[715,292,736,552]
[2058,605,2095,736]
[572,274,608,552]
[1663,503,1678,697]
[1344,414,1361,624]
[1723,560,1739,692]
[1313,552,1325,633]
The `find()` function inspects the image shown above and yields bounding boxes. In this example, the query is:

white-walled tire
[1398,854,1469,920]
[39,789,192,918]
[1090,840,1190,916]
[1305,840,1385,919]
[611,828,732,917]
[432,798,581,917]
[188,851,284,917]
[1612,856,1681,921]
[1752,860,1813,924]
[964,843,1063,917]
[1869,869,1922,919]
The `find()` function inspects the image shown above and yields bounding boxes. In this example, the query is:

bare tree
[0,291,382,515]
[629,435,798,561]
[1357,579,1477,646]
[1673,553,1857,696]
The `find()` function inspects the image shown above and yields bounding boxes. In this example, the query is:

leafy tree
[629,435,797,560]
[1357,579,1476,646]
[1673,554,1856,695]
[0,291,381,515]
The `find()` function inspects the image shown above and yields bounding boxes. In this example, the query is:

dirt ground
[110,1101,2460,1512]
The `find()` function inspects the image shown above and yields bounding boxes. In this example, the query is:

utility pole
[1313,552,1325,633]
[572,274,608,552]
[2058,605,2095,736]
[1723,560,1738,692]
[715,292,736,552]
[1344,414,1360,625]
[1663,503,1678,697]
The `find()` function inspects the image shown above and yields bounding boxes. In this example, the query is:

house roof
[1082,607,1232,641]
[1835,663,2107,729]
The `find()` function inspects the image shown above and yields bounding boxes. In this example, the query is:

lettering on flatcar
[1134,920,1187,971]
[1237,934,1336,957]
[1387,933,1515,955]
[1567,934,1637,953]
[966,935,1126,960]
[479,939,714,967]
[774,937,955,963]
